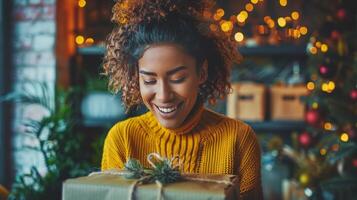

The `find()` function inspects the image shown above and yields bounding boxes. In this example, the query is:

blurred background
[0,0,356,199]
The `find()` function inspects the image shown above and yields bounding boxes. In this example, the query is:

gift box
[227,82,266,121]
[62,173,239,200]
[270,85,308,121]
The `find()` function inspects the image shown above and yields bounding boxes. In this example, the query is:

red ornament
[318,62,336,79]
[299,132,312,148]
[337,8,346,20]
[331,30,341,40]
[353,159,357,168]
[305,109,320,125]
[350,89,357,100]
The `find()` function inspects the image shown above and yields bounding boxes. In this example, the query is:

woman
[101,0,262,199]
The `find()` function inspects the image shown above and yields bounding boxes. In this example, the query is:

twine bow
[88,153,234,200]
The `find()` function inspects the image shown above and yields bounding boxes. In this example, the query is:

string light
[279,0,287,7]
[237,11,249,23]
[251,0,259,4]
[309,47,317,54]
[277,17,286,27]
[315,41,322,48]
[216,8,225,17]
[340,133,349,142]
[234,32,244,42]
[85,37,94,44]
[321,44,328,52]
[245,3,254,12]
[299,26,308,35]
[320,148,327,156]
[312,102,319,109]
[221,21,233,32]
[324,122,333,131]
[307,81,315,90]
[75,35,85,45]
[291,11,299,20]
[328,81,335,91]
[78,0,86,8]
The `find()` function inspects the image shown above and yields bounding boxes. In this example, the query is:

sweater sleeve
[101,123,126,170]
[238,125,262,195]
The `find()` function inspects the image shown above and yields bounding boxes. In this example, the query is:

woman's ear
[199,60,208,84]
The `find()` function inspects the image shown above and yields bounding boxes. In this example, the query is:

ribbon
[88,153,234,200]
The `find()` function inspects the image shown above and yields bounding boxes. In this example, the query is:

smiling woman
[101,0,262,199]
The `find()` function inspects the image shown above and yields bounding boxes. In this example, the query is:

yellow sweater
[102,106,261,194]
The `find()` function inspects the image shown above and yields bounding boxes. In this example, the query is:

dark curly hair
[102,0,242,110]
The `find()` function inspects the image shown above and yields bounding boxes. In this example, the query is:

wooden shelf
[77,44,307,56]
[239,44,307,56]
[246,121,306,132]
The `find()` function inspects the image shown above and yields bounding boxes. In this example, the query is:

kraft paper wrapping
[62,173,239,200]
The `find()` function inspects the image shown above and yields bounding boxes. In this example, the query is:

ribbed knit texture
[101,106,261,194]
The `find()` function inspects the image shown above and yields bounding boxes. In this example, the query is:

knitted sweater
[101,106,261,194]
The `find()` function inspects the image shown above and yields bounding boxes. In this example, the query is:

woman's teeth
[157,106,177,113]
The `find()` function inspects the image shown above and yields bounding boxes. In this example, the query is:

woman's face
[138,44,206,129]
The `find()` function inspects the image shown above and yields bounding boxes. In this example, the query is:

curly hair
[102,0,242,110]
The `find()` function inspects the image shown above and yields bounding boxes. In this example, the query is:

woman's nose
[156,81,174,102]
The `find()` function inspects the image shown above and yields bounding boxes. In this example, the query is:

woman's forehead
[138,44,196,72]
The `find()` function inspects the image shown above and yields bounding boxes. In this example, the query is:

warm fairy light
[320,148,327,156]
[277,17,286,27]
[267,19,275,28]
[213,14,221,21]
[309,47,317,54]
[285,16,292,22]
[321,44,328,52]
[221,21,233,32]
[264,16,271,22]
[299,26,308,35]
[245,3,254,12]
[257,25,268,35]
[293,29,301,39]
[78,0,86,8]
[209,24,218,32]
[312,102,319,109]
[237,11,248,23]
[324,122,333,131]
[315,41,322,48]
[85,37,94,44]
[216,8,225,17]
[307,82,315,90]
[340,133,349,142]
[321,83,328,92]
[328,81,335,91]
[291,11,299,20]
[251,0,259,4]
[234,32,244,42]
[279,0,287,7]
[75,35,85,45]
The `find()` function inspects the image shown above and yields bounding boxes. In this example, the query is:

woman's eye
[143,80,156,85]
[170,77,186,83]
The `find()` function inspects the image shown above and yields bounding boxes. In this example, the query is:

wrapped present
[62,153,239,200]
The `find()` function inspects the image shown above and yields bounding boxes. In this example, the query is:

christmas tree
[280,0,357,198]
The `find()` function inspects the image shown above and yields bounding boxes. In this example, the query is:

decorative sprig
[123,154,181,184]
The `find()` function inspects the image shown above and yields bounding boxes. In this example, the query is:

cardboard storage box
[270,85,308,121]
[227,83,266,121]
